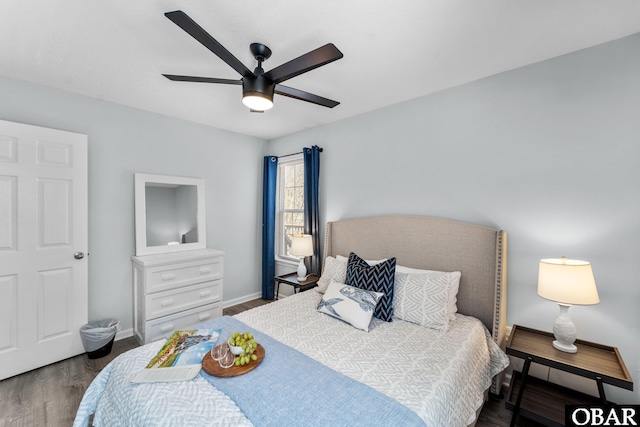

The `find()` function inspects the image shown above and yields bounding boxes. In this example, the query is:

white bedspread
[236,291,509,427]
[74,338,252,427]
[75,291,508,427]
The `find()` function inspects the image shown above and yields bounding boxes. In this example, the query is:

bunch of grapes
[229,331,258,366]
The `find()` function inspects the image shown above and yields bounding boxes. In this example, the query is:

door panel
[39,178,72,247]
[37,139,73,167]
[0,274,17,351]
[38,267,72,340]
[0,176,17,250]
[0,135,17,161]
[0,119,87,380]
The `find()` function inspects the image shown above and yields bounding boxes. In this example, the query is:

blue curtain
[261,156,278,299]
[303,146,321,275]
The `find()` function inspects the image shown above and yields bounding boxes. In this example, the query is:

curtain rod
[278,147,323,159]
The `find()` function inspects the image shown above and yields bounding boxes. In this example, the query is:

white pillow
[316,256,347,293]
[395,265,461,320]
[317,280,383,332]
[326,257,460,321]
[392,272,450,330]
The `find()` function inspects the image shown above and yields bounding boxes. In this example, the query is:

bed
[74,215,509,427]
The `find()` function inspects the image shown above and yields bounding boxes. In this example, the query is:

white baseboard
[223,292,263,308]
[115,327,133,341]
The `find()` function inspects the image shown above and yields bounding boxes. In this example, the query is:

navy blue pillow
[345,252,396,322]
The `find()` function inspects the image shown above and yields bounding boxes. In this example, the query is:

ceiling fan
[162,10,343,112]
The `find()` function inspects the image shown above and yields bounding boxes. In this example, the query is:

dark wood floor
[0,336,139,427]
[222,297,273,316]
[0,298,540,427]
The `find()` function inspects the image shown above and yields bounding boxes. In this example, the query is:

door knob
[74,252,85,260]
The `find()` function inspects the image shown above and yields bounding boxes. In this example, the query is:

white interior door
[0,119,88,380]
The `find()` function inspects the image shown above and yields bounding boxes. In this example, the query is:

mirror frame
[134,173,207,256]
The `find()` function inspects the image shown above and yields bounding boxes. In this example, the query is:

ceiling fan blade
[275,85,340,108]
[165,10,254,78]
[264,43,343,84]
[163,74,242,85]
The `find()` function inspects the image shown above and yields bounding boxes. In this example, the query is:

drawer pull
[160,299,175,307]
[160,324,174,333]
[161,273,176,281]
[199,291,211,298]
[198,313,210,321]
[199,266,212,274]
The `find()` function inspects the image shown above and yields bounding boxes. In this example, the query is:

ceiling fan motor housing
[243,75,275,102]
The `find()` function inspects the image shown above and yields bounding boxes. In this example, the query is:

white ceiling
[2,1,640,140]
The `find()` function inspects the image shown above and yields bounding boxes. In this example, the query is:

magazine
[130,328,221,384]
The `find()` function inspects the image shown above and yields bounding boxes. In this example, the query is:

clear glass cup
[210,342,229,361]
[208,330,220,348]
[218,347,236,369]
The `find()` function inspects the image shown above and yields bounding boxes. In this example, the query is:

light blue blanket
[200,316,425,427]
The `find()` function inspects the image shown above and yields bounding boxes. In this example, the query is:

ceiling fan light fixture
[242,94,273,111]
[242,75,275,111]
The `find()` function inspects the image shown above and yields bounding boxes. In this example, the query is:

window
[276,156,305,260]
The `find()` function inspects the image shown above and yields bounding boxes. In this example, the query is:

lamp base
[552,340,577,353]
[552,303,578,353]
[296,258,308,282]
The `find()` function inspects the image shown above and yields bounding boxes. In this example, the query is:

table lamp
[537,257,599,353]
[290,234,314,280]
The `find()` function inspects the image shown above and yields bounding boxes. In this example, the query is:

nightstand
[506,325,633,427]
[274,272,320,300]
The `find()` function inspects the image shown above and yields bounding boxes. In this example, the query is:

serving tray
[202,344,265,378]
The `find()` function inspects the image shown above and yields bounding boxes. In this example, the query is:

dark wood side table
[506,325,633,427]
[274,272,320,300]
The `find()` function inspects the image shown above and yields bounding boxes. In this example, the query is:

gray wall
[269,34,640,403]
[0,76,265,334]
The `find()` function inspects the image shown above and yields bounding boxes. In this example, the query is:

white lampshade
[289,234,314,258]
[537,258,599,305]
[537,257,599,353]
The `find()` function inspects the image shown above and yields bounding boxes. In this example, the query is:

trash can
[80,319,119,359]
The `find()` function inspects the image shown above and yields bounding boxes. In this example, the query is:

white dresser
[131,248,224,345]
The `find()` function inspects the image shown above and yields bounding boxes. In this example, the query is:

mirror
[134,173,206,256]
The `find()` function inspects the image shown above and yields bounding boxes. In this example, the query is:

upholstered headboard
[323,215,508,349]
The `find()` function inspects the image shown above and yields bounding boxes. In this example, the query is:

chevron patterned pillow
[345,252,397,322]
[392,271,451,330]
[395,265,461,321]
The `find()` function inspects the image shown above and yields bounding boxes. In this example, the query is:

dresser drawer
[145,280,222,320]
[131,249,224,346]
[144,302,222,343]
[145,257,223,294]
